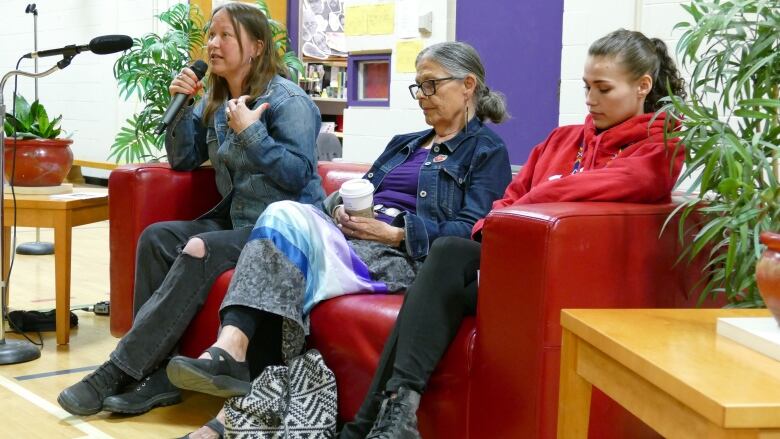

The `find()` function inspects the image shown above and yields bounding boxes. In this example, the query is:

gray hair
[416,41,509,124]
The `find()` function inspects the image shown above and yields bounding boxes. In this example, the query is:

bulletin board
[300,0,347,59]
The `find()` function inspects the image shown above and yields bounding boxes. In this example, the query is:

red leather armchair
[109,162,703,438]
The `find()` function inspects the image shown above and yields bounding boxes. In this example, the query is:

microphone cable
[2,55,45,349]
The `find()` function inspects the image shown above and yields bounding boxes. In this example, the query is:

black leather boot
[366,387,422,439]
[57,361,133,416]
[103,366,182,414]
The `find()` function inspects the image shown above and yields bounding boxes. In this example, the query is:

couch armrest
[317,161,370,195]
[108,163,221,336]
[468,202,700,438]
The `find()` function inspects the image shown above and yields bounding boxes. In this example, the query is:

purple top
[373,146,429,224]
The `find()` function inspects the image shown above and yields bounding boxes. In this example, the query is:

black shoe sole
[57,392,101,416]
[102,391,182,415]
[166,358,250,398]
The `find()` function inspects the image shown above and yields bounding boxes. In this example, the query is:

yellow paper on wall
[366,3,395,35]
[395,39,422,73]
[345,5,368,36]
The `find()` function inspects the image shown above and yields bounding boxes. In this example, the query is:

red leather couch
[109,162,704,438]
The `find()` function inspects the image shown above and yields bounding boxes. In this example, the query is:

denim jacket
[165,75,325,229]
[324,117,511,260]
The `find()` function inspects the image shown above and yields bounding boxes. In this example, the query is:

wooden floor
[1,188,223,438]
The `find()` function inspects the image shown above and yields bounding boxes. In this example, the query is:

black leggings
[340,236,481,438]
[220,306,284,378]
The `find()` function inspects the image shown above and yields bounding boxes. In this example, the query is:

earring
[464,104,469,133]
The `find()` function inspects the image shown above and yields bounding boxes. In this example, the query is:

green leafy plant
[110,3,206,163]
[662,0,780,306]
[3,95,63,139]
[110,1,303,163]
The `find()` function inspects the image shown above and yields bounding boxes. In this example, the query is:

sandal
[178,417,225,439]
[166,347,250,398]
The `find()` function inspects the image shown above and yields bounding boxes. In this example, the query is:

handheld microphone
[155,60,209,135]
[22,35,132,59]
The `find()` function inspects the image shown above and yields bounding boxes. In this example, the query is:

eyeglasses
[408,77,463,99]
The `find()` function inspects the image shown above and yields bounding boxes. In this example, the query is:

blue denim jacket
[324,117,511,260]
[165,75,325,228]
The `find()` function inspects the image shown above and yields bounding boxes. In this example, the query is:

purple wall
[288,0,298,57]
[456,0,563,164]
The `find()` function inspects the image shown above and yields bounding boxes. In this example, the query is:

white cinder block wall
[341,0,456,163]
[0,0,183,178]
[559,0,690,126]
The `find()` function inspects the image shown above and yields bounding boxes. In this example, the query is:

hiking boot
[57,361,132,416]
[103,366,182,414]
[366,387,422,439]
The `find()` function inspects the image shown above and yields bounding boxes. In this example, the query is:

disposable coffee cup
[339,178,374,218]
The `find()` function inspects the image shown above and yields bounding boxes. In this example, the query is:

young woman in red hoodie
[341,29,687,439]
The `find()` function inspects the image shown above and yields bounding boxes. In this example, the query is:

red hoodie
[472,113,683,236]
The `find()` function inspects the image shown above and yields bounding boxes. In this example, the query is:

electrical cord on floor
[5,317,44,348]
[74,301,110,315]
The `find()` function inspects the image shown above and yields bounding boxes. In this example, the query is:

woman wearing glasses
[340,29,687,439]
[163,41,511,438]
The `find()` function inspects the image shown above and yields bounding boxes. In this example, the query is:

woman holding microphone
[58,1,322,419]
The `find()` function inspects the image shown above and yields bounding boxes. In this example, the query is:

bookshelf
[300,57,348,135]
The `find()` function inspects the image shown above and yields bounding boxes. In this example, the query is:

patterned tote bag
[224,349,338,438]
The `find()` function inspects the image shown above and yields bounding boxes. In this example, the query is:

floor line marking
[0,374,113,438]
[15,364,99,381]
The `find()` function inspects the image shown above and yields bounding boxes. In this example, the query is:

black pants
[340,236,481,438]
[110,219,251,380]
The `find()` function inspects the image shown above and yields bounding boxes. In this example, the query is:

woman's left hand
[227,95,269,134]
[339,215,405,247]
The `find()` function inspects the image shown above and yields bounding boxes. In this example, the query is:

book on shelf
[716,316,780,361]
[300,62,347,100]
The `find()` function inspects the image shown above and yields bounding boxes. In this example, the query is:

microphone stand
[0,56,72,364]
[17,3,55,256]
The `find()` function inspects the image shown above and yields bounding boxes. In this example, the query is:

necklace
[571,139,586,174]
[571,138,625,174]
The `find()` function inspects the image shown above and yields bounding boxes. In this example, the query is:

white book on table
[716,317,780,362]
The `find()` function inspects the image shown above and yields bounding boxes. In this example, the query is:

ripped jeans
[111,218,251,380]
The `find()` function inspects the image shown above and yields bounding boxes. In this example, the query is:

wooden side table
[558,308,780,439]
[3,191,109,345]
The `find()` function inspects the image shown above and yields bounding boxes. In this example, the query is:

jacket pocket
[248,174,293,205]
[438,165,468,217]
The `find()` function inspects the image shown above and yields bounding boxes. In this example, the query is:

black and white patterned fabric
[225,349,338,438]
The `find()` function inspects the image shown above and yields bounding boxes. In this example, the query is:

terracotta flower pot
[757,231,780,325]
[3,138,74,187]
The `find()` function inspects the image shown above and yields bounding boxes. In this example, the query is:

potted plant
[663,0,780,306]
[2,95,73,187]
[110,1,303,163]
[110,3,206,163]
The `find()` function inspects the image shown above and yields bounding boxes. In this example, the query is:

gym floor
[1,188,222,438]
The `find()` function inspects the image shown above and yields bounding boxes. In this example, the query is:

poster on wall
[301,0,347,59]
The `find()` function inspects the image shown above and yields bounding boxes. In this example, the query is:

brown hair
[588,29,686,113]
[203,2,287,123]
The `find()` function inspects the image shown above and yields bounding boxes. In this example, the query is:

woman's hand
[227,95,269,134]
[169,67,203,97]
[335,208,405,247]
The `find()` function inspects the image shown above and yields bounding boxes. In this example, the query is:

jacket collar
[411,116,484,153]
